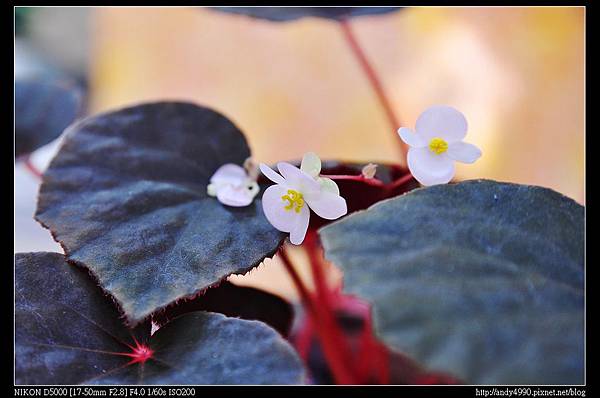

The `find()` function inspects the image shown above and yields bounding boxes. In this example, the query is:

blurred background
[14,6,585,299]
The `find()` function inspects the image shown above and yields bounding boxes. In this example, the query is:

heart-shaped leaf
[210,7,401,21]
[153,281,294,337]
[15,80,82,158]
[16,252,305,384]
[35,102,285,325]
[319,180,584,384]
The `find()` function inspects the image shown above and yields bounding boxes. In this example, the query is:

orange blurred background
[90,6,584,203]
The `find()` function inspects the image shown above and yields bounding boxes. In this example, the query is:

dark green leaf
[35,102,285,324]
[319,180,584,384]
[16,252,305,384]
[210,7,401,21]
[15,80,82,157]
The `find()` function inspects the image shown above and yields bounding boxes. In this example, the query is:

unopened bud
[244,157,259,181]
[361,163,378,179]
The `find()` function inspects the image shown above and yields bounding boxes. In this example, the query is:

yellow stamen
[429,137,448,155]
[281,189,304,213]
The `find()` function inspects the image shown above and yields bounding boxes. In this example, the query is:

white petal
[415,105,468,143]
[262,184,300,233]
[398,127,427,148]
[446,141,482,164]
[304,190,347,220]
[316,177,340,195]
[247,181,260,197]
[277,162,320,194]
[210,163,247,185]
[300,152,321,178]
[207,183,218,197]
[260,163,286,185]
[407,147,455,186]
[289,205,310,245]
[216,185,255,207]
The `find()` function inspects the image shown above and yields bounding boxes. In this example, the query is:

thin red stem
[340,18,408,159]
[304,234,391,384]
[356,314,391,384]
[278,246,314,310]
[304,239,357,384]
[384,171,415,192]
[279,245,356,384]
[321,174,386,187]
[321,171,416,193]
[304,233,334,307]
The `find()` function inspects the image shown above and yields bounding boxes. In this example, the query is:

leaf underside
[320,180,584,384]
[15,252,305,385]
[153,281,294,337]
[35,102,285,325]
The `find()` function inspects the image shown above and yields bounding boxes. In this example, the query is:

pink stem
[340,18,408,158]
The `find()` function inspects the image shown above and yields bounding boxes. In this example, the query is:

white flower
[207,163,259,207]
[260,153,347,245]
[299,152,341,195]
[398,105,482,186]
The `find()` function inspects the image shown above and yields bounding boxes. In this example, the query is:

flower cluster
[208,105,482,244]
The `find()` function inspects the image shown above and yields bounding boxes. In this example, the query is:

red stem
[321,173,386,187]
[278,246,314,313]
[303,235,359,384]
[304,234,390,384]
[304,233,335,307]
[340,18,408,158]
[279,245,356,384]
[384,171,414,192]
[321,171,416,193]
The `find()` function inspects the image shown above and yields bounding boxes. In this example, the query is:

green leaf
[319,180,584,384]
[16,252,305,385]
[35,102,285,325]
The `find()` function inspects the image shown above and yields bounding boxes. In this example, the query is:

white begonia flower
[398,105,482,186]
[260,153,347,245]
[299,152,340,195]
[207,163,259,207]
